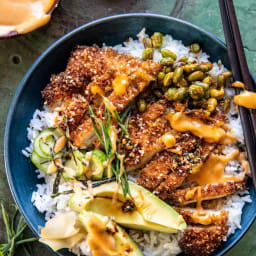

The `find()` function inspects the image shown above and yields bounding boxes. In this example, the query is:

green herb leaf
[1,204,12,242]
[88,106,104,147]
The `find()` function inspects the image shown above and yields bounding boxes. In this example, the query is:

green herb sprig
[89,102,132,198]
[0,203,37,256]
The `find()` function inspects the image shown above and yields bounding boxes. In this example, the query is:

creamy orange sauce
[234,90,256,109]
[167,112,231,143]
[232,81,245,89]
[0,0,55,35]
[192,211,212,225]
[196,186,202,211]
[188,150,241,185]
[112,74,129,95]
[54,136,67,153]
[110,126,118,154]
[87,216,115,256]
[91,85,104,95]
[118,154,125,178]
[161,133,176,148]
[191,210,226,226]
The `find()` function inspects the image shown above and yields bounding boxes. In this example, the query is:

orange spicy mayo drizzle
[87,216,116,256]
[0,0,55,35]
[112,74,129,95]
[188,150,241,185]
[161,133,176,148]
[166,112,235,144]
[234,90,256,109]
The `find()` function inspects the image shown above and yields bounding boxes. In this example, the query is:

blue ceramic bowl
[4,13,256,256]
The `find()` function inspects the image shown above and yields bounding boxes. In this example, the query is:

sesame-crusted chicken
[168,181,247,206]
[42,71,88,108]
[53,94,89,132]
[186,108,227,126]
[136,133,213,194]
[174,208,229,226]
[42,46,161,143]
[70,47,162,147]
[123,99,173,171]
[154,142,215,200]
[179,225,229,256]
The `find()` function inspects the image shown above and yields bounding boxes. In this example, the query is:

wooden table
[0,0,255,255]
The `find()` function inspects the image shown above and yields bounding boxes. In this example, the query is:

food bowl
[4,13,256,256]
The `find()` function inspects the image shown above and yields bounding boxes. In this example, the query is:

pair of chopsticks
[219,0,256,191]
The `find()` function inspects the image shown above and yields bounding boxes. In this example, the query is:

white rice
[24,28,251,256]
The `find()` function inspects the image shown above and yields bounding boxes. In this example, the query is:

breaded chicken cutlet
[42,46,162,147]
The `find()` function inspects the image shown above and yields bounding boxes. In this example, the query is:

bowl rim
[4,12,256,256]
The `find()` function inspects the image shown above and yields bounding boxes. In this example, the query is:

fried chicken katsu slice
[53,94,89,132]
[179,225,229,256]
[71,47,162,147]
[168,181,247,206]
[174,208,229,226]
[123,99,174,171]
[136,151,179,191]
[136,135,213,192]
[42,46,92,107]
[154,143,215,200]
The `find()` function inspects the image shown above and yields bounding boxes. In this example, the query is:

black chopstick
[225,0,256,134]
[219,0,256,191]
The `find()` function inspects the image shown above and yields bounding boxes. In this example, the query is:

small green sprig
[0,203,37,256]
[89,102,132,198]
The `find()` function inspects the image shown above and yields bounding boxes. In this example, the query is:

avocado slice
[85,197,179,233]
[69,181,187,233]
[79,211,143,256]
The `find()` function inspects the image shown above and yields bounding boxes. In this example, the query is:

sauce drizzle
[234,90,256,109]
[166,112,231,143]
[188,150,241,185]
[87,215,115,256]
[0,0,55,35]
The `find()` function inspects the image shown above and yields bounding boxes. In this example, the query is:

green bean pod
[179,56,188,63]
[161,49,177,60]
[164,67,172,73]
[142,37,153,48]
[193,81,209,91]
[202,76,213,85]
[199,62,213,72]
[173,87,188,100]
[142,48,154,61]
[177,78,188,87]
[160,57,174,66]
[158,72,166,81]
[165,88,177,101]
[190,43,201,53]
[183,64,199,73]
[217,74,225,87]
[152,32,163,49]
[189,84,204,100]
[163,72,173,87]
[137,99,147,112]
[188,71,204,81]
[173,67,184,84]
